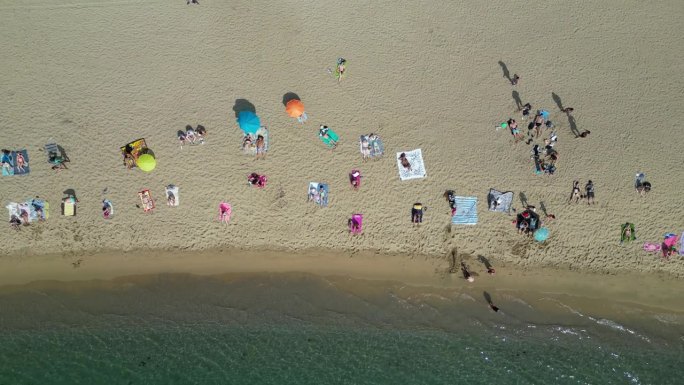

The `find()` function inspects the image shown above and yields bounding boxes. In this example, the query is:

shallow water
[0,272,682,384]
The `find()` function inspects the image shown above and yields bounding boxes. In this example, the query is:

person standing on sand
[585,180,595,205]
[511,74,520,86]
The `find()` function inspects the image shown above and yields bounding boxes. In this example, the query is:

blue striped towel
[451,196,478,225]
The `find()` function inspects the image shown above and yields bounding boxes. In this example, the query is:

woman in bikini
[398,152,411,171]
[533,113,544,138]
[569,180,581,203]
[361,138,370,161]
[508,119,522,142]
[16,152,26,173]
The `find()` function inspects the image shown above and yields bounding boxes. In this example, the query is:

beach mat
[12,150,29,175]
[397,149,427,180]
[166,185,179,206]
[487,189,513,213]
[621,223,636,243]
[308,182,329,207]
[359,135,384,158]
[451,196,478,225]
[1,151,14,176]
[121,138,148,168]
[27,198,48,221]
[319,128,339,148]
[243,127,269,155]
[139,189,155,212]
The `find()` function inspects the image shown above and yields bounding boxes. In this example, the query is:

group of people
[568,180,596,204]
[178,125,206,149]
[242,133,267,159]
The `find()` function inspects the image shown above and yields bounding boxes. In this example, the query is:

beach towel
[620,223,636,243]
[62,198,76,216]
[138,189,155,212]
[359,135,385,159]
[487,189,513,213]
[12,150,30,175]
[680,232,684,256]
[397,149,427,180]
[243,127,269,155]
[319,128,339,148]
[27,198,48,221]
[1,151,14,176]
[166,185,179,206]
[349,214,363,234]
[121,138,148,168]
[6,203,20,221]
[451,196,478,225]
[643,242,661,252]
[308,182,329,207]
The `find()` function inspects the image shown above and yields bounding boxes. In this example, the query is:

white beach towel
[397,149,427,180]
[166,185,179,206]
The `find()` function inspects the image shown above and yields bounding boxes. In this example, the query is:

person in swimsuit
[585,180,595,205]
[185,126,197,144]
[461,262,474,282]
[242,135,253,151]
[9,214,22,229]
[569,180,581,204]
[399,152,412,171]
[336,58,346,82]
[533,113,544,138]
[361,138,370,161]
[318,186,327,206]
[521,103,532,120]
[348,217,360,233]
[507,119,522,142]
[255,135,266,160]
[319,125,338,149]
[511,74,520,86]
[178,132,187,150]
[196,125,206,144]
[167,191,176,206]
[411,203,425,224]
[16,152,27,173]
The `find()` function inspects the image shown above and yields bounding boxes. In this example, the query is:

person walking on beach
[511,74,520,86]
[585,180,595,205]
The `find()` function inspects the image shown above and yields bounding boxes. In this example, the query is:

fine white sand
[0,0,683,279]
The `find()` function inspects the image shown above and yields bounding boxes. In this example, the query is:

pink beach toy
[218,202,232,223]
[348,214,363,234]
[349,170,361,190]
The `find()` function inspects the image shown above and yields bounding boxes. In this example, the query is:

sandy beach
[1,0,683,284]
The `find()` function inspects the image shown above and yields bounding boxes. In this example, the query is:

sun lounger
[451,196,478,225]
[396,149,427,180]
[62,197,76,216]
[349,214,363,234]
[166,185,179,206]
[138,189,155,212]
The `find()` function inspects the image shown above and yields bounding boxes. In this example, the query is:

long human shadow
[498,61,512,84]
[483,291,499,312]
[512,91,523,111]
[519,191,528,208]
[282,92,300,106]
[552,92,564,111]
[477,255,493,270]
[539,201,549,216]
[232,99,256,118]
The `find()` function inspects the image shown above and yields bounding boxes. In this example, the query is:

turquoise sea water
[0,273,682,385]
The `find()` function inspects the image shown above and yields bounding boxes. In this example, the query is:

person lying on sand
[15,152,26,172]
[196,125,206,144]
[9,214,22,229]
[255,135,266,160]
[398,152,411,171]
[569,181,581,203]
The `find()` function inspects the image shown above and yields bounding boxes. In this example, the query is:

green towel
[620,223,636,243]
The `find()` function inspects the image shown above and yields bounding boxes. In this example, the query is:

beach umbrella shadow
[233,99,256,118]
[282,92,301,107]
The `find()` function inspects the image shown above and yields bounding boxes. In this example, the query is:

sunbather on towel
[348,217,360,233]
[319,125,338,148]
[308,186,319,203]
[185,125,197,144]
[16,152,26,172]
[361,138,370,161]
[196,125,207,144]
[167,191,176,206]
[399,152,411,171]
[256,135,266,160]
[102,200,112,219]
[19,204,30,225]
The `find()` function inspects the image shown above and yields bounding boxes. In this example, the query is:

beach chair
[62,197,77,216]
[45,142,69,169]
[121,138,148,169]
[218,202,232,223]
[138,189,155,212]
[349,214,363,234]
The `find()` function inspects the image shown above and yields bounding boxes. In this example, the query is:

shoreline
[2,246,683,316]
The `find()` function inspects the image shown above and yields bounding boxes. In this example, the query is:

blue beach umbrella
[237,111,261,135]
[534,227,549,242]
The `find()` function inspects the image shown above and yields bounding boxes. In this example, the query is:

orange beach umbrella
[285,99,305,118]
